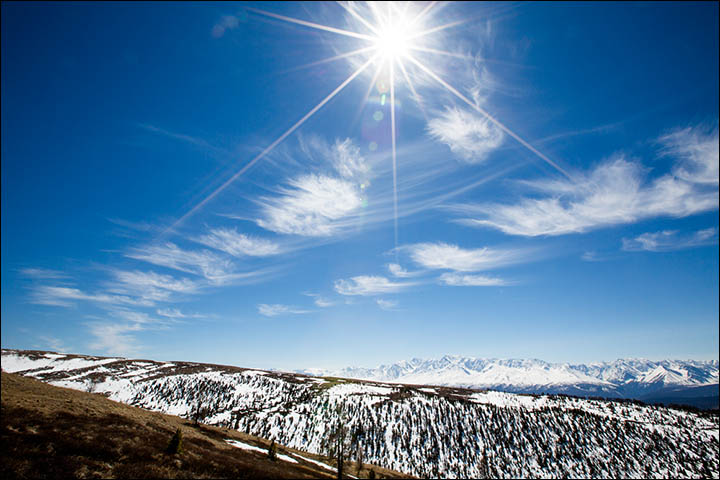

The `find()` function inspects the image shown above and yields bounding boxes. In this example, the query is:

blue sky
[2,1,718,370]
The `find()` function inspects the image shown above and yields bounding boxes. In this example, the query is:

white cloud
[156,308,205,319]
[38,335,71,353]
[314,297,333,307]
[407,242,530,272]
[304,293,334,307]
[212,15,239,38]
[87,322,143,356]
[454,151,719,237]
[332,138,370,182]
[376,298,398,310]
[111,270,199,302]
[659,126,718,185]
[427,106,503,163]
[196,228,281,257]
[386,263,423,278]
[622,228,718,252]
[387,263,408,277]
[257,304,310,317]
[31,286,152,308]
[19,268,68,279]
[85,308,172,356]
[257,174,363,236]
[303,293,335,308]
[439,272,508,287]
[581,251,602,262]
[127,243,238,284]
[334,276,412,296]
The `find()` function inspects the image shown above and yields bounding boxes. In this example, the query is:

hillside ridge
[2,348,718,478]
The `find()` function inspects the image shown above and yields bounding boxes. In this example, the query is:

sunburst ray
[406,53,573,180]
[168,55,378,231]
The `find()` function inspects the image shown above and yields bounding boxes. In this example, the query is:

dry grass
[1,372,410,479]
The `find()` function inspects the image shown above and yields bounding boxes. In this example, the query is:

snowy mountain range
[299,356,719,408]
[2,349,718,478]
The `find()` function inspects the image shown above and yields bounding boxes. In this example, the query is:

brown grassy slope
[1,372,410,479]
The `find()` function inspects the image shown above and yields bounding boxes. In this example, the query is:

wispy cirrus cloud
[212,14,240,38]
[127,242,239,285]
[85,309,169,357]
[31,285,152,308]
[452,125,718,237]
[19,268,69,280]
[406,242,531,272]
[334,276,413,296]
[439,272,508,287]
[87,322,144,356]
[37,335,72,353]
[195,228,281,257]
[376,298,398,310]
[304,292,334,307]
[138,123,225,154]
[256,174,363,237]
[156,308,206,319]
[427,106,504,163]
[581,251,605,262]
[86,307,179,356]
[110,270,199,302]
[659,126,719,185]
[387,263,423,278]
[331,138,372,183]
[257,304,310,317]
[253,137,377,238]
[622,228,718,252]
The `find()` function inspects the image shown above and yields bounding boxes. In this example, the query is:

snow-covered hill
[2,349,718,479]
[302,356,719,407]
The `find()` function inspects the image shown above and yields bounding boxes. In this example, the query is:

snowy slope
[2,349,718,479]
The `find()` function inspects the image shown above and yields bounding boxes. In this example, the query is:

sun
[373,16,416,60]
[375,26,411,59]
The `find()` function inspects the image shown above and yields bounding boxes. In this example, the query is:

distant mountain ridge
[299,356,719,408]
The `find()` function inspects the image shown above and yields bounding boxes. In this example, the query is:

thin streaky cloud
[257,303,311,317]
[127,242,280,286]
[622,228,718,252]
[126,243,235,282]
[427,106,504,163]
[304,292,334,307]
[113,270,199,294]
[334,275,414,296]
[212,14,240,38]
[406,242,532,272]
[195,228,282,257]
[453,143,719,237]
[658,125,719,185]
[19,268,68,280]
[31,285,153,308]
[439,272,508,287]
[37,336,72,354]
[87,321,144,356]
[256,174,363,236]
[387,263,423,278]
[376,298,398,310]
[138,123,225,154]
[156,308,205,319]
